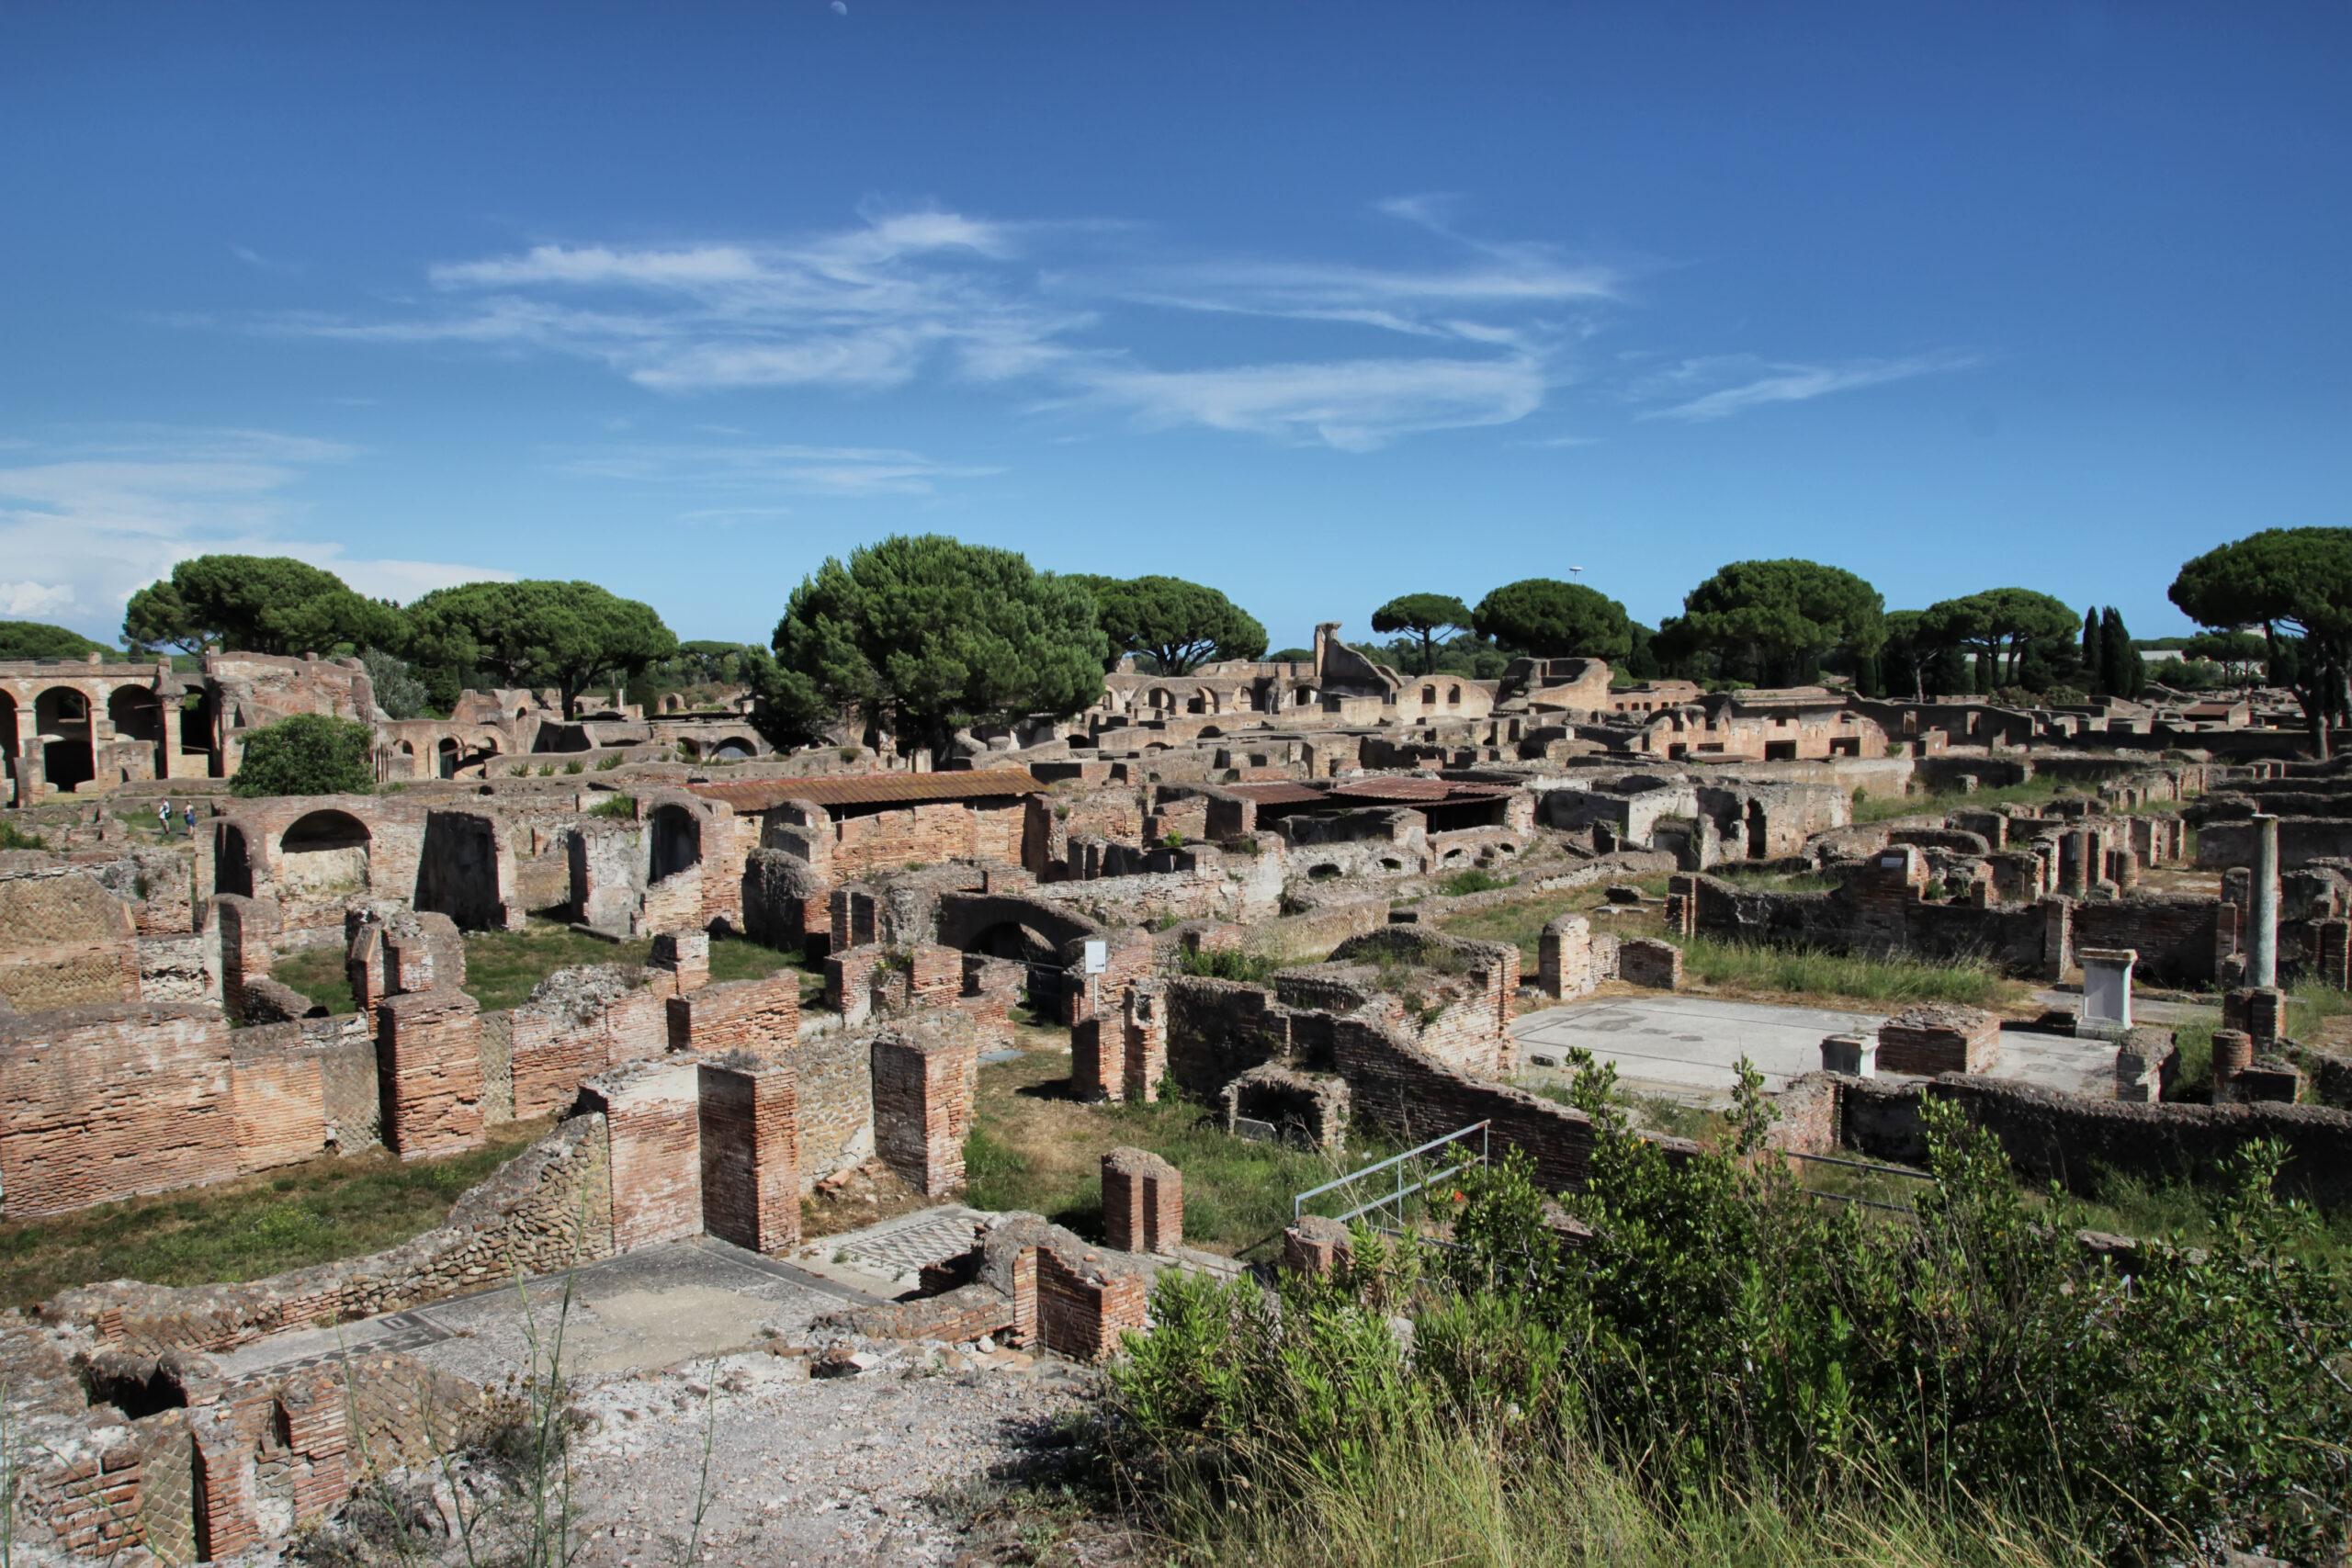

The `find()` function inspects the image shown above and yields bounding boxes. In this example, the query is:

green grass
[965,1042,1414,1256]
[1140,1420,2098,1568]
[273,919,807,1013]
[1674,934,2016,1009]
[0,1121,555,1311]
[2047,1169,2352,1269]
[1438,867,1515,897]
[0,819,47,851]
[1178,945,1283,986]
[1850,776,2075,824]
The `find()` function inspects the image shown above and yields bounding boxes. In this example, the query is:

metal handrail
[1781,1151,1935,1181]
[1294,1120,1492,1233]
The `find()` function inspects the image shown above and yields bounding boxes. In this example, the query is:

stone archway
[35,686,95,793]
[278,809,372,897]
[650,803,702,881]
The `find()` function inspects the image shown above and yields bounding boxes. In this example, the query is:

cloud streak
[1640,352,1983,422]
[0,429,512,637]
[561,440,1001,499]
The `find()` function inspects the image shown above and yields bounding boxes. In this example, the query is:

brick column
[825,944,883,1024]
[191,1406,259,1562]
[1120,980,1167,1101]
[871,1028,979,1196]
[1070,1015,1109,1101]
[1539,914,1591,998]
[374,991,486,1158]
[578,1058,703,1252]
[650,930,710,994]
[1283,1214,1351,1276]
[277,1369,350,1527]
[698,1058,799,1253]
[1102,1147,1182,1256]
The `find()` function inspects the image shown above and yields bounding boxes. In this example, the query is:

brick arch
[934,891,1107,962]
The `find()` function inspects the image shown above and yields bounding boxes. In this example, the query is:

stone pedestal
[2075,947,2137,1042]
[1820,1033,1876,1077]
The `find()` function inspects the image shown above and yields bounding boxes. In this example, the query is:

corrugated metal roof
[1329,777,1521,803]
[688,770,1045,812]
[1221,782,1330,806]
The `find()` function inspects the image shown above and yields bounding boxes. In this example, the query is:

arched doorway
[278,809,373,897]
[35,687,93,792]
[649,804,701,881]
[0,691,17,795]
[215,825,254,897]
[107,686,166,781]
[437,738,459,779]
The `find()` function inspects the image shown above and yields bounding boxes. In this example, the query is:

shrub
[0,820,45,851]
[562,759,584,774]
[1109,1051,2352,1561]
[1439,867,1513,897]
[587,794,636,820]
[231,713,376,797]
[594,753,623,771]
[1178,945,1280,986]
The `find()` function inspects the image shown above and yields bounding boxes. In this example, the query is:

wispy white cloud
[561,441,1001,499]
[288,209,1089,394]
[257,202,1972,454]
[0,429,512,637]
[1639,352,1983,422]
[1077,355,1546,452]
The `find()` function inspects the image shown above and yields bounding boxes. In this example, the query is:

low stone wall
[1785,1071,2352,1212]
[42,1114,616,1355]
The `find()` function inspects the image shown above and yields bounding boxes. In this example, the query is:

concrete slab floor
[1510,995,2123,1105]
[216,1229,899,1386]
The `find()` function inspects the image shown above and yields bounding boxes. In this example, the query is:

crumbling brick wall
[775,1032,873,1190]
[1102,1147,1182,1256]
[1331,1016,1605,1193]
[374,990,486,1158]
[47,1114,616,1353]
[1876,1005,2000,1076]
[667,970,800,1055]
[507,964,663,1119]
[578,1059,703,1251]
[0,866,141,1011]
[0,1004,235,1217]
[871,1025,978,1197]
[698,1058,798,1253]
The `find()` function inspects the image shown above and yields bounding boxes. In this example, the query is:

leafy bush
[1178,945,1281,986]
[231,713,376,797]
[0,820,46,851]
[586,793,635,820]
[1439,867,1513,897]
[594,752,623,771]
[358,646,431,720]
[1108,1052,2352,1561]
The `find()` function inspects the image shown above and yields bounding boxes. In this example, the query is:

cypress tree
[2082,606,2099,677]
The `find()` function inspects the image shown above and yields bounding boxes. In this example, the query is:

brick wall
[1027,1246,1153,1362]
[1331,1016,1600,1193]
[229,1024,331,1173]
[2072,897,2229,986]
[1102,1147,1182,1255]
[374,991,486,1158]
[0,867,142,1012]
[1618,937,1682,989]
[667,970,800,1055]
[48,1114,615,1352]
[871,1026,978,1197]
[1876,1005,2000,1076]
[0,1004,235,1217]
[697,1059,798,1253]
[580,1058,704,1252]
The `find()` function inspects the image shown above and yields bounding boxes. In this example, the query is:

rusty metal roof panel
[1221,782,1330,806]
[1329,776,1521,803]
[687,770,1045,812]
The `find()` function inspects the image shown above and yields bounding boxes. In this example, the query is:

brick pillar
[2222,987,2287,1048]
[650,930,710,994]
[2041,895,2073,981]
[871,1028,979,1196]
[374,990,486,1158]
[825,944,882,1024]
[210,893,280,1022]
[2314,918,2352,990]
[1540,913,1591,998]
[1121,980,1167,1101]
[1283,1214,1351,1276]
[698,1058,799,1253]
[277,1369,350,1527]
[1070,1015,1109,1101]
[1102,1146,1182,1256]
[579,1058,704,1252]
[910,942,963,1002]
[190,1407,259,1562]
[2211,1028,2255,1100]
[2063,828,2092,900]
[1009,1245,1039,1347]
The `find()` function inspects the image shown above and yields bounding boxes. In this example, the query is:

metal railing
[1293,1121,1491,1237]
[1783,1149,1934,1215]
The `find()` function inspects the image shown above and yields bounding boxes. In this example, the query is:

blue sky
[2,1,2346,653]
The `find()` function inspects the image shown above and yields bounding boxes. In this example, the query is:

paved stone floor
[217,1234,888,1385]
[1510,994,2121,1103]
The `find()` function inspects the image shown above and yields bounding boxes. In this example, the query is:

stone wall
[1331,1015,1604,1193]
[870,1025,979,1197]
[45,1115,616,1353]
[1788,1071,2352,1213]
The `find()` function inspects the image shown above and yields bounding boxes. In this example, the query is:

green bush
[1178,945,1281,986]
[230,713,376,797]
[0,820,46,851]
[562,758,584,774]
[1439,867,1513,897]
[1107,1052,2352,1560]
[587,793,636,819]
[594,753,623,771]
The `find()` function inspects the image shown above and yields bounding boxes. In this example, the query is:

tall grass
[1675,935,2008,1008]
[1142,1422,2094,1568]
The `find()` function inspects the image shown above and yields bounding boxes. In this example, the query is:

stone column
[2250,813,2280,988]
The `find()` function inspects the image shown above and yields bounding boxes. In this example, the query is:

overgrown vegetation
[1177,944,1282,986]
[0,820,45,851]
[1675,933,2014,1008]
[273,921,805,1013]
[1103,1055,2352,1562]
[1438,866,1515,896]
[231,711,378,797]
[0,1122,553,1310]
[586,792,636,819]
